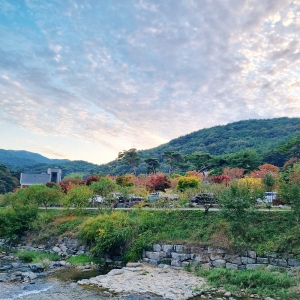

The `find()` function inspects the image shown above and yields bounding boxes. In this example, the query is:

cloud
[0,0,300,163]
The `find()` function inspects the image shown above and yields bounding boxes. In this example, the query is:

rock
[224,291,231,296]
[108,269,124,275]
[126,262,142,267]
[246,264,265,270]
[29,263,44,272]
[153,244,162,252]
[52,246,61,253]
[123,267,143,272]
[226,263,238,270]
[212,260,226,268]
[288,259,300,267]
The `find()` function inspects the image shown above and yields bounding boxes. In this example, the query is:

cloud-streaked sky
[1,0,300,164]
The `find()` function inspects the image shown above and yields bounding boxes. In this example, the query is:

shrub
[177,176,201,192]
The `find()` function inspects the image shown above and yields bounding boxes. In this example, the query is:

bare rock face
[78,263,205,300]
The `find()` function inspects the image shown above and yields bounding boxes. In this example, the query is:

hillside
[1,117,299,176]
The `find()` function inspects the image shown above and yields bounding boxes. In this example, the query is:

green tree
[220,181,264,244]
[162,151,184,175]
[144,158,160,174]
[65,185,93,209]
[262,173,276,192]
[279,136,300,158]
[118,149,141,176]
[34,185,63,209]
[90,178,117,198]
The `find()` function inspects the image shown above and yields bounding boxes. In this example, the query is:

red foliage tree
[146,173,171,192]
[80,175,99,186]
[213,175,230,185]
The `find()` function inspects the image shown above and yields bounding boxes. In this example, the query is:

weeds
[16,250,60,263]
[196,267,299,299]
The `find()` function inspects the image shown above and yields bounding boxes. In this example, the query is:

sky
[1,0,300,165]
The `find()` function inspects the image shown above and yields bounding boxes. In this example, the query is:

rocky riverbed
[0,251,253,300]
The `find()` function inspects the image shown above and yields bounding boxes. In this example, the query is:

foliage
[116,174,134,187]
[222,167,244,180]
[117,148,141,176]
[67,254,103,265]
[80,175,99,186]
[65,185,93,209]
[196,268,298,299]
[162,151,184,174]
[220,181,264,246]
[262,173,277,192]
[0,164,19,194]
[64,172,84,180]
[89,178,117,197]
[213,175,230,185]
[177,176,201,192]
[33,185,63,208]
[279,136,300,158]
[144,158,160,174]
[0,205,38,240]
[16,250,60,263]
[146,173,171,192]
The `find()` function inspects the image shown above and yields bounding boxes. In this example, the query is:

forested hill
[1,117,299,177]
[99,117,300,175]
[140,117,300,158]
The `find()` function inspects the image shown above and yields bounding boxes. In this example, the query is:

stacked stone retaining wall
[143,244,300,270]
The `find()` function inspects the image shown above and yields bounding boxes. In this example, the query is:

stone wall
[143,244,300,270]
[0,237,89,257]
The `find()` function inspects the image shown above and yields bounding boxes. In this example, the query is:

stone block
[248,250,257,259]
[162,244,174,253]
[181,261,191,267]
[175,245,184,253]
[241,257,256,264]
[210,253,223,260]
[226,263,238,270]
[257,257,269,264]
[216,248,226,254]
[148,259,158,266]
[270,258,287,267]
[171,260,181,267]
[238,265,246,270]
[212,259,226,268]
[246,264,265,270]
[142,258,149,263]
[145,251,160,260]
[288,259,300,267]
[171,253,191,261]
[153,244,161,252]
[225,255,242,265]
[193,254,209,263]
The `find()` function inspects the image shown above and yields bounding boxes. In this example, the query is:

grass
[16,250,60,263]
[196,267,299,299]
[66,254,103,265]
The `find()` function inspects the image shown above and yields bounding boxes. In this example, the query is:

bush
[0,205,38,240]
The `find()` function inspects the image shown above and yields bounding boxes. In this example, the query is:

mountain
[99,117,300,175]
[1,117,299,177]
[0,149,69,169]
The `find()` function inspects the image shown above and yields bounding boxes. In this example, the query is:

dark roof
[20,173,51,185]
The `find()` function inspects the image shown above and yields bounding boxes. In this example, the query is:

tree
[116,174,134,187]
[177,176,201,192]
[227,149,261,172]
[222,167,244,180]
[279,163,300,229]
[163,151,184,175]
[35,185,63,209]
[90,178,117,198]
[144,158,160,174]
[118,149,141,176]
[65,185,93,209]
[184,153,213,171]
[279,136,300,158]
[146,173,171,192]
[262,173,277,192]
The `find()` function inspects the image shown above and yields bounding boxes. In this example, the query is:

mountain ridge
[1,117,299,176]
